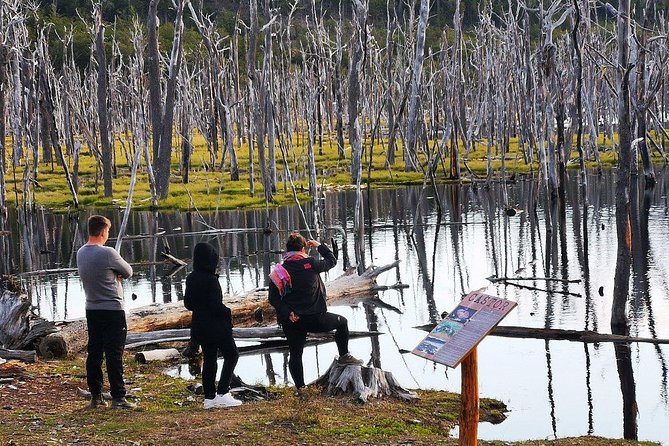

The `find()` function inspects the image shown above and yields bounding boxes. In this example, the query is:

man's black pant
[201,334,239,400]
[282,312,349,388]
[86,310,127,399]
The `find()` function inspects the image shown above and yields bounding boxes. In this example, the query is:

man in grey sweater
[77,215,135,409]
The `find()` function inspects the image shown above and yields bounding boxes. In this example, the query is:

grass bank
[3,131,666,212]
[0,356,658,445]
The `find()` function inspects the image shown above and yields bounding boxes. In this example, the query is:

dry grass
[0,356,659,446]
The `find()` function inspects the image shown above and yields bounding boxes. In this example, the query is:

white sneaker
[203,397,219,409]
[216,392,243,407]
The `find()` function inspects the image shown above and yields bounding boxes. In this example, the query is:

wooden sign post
[412,292,516,446]
[459,348,478,446]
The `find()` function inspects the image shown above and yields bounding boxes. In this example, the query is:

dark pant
[201,333,239,400]
[282,312,349,388]
[86,310,127,399]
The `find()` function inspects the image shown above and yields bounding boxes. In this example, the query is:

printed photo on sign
[432,319,463,339]
[414,336,446,357]
[447,305,477,324]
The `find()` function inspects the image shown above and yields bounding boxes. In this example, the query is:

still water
[2,169,669,443]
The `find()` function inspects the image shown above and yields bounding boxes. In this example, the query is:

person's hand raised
[306,239,320,248]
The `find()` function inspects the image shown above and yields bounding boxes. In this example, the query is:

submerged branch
[415,324,669,345]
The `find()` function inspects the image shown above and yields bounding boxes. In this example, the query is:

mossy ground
[3,131,666,212]
[0,356,658,445]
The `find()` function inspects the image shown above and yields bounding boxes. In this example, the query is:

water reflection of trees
[3,170,669,440]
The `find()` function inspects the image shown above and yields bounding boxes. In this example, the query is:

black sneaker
[111,398,137,409]
[90,394,107,408]
[337,353,363,366]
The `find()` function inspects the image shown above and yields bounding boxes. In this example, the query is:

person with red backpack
[268,232,362,390]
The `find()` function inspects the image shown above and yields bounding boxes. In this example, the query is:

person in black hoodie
[268,232,362,389]
[184,242,242,409]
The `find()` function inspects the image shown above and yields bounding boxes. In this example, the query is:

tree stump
[1,276,57,352]
[313,359,418,403]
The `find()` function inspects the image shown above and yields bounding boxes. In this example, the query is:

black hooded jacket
[268,244,336,324]
[184,242,232,343]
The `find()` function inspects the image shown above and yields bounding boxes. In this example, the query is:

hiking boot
[111,397,137,409]
[337,353,363,366]
[90,394,107,408]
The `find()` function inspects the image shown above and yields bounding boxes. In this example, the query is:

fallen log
[312,359,418,403]
[39,261,399,358]
[0,348,37,363]
[124,327,382,350]
[415,324,669,345]
[135,348,181,364]
[160,252,187,267]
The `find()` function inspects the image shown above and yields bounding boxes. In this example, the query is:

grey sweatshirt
[77,244,133,311]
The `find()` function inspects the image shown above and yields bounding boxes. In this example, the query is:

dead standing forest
[0,0,669,334]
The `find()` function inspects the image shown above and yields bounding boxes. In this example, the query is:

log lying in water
[0,348,37,363]
[39,261,399,358]
[312,359,418,403]
[415,323,669,344]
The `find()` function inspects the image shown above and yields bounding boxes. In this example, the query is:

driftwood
[486,275,581,284]
[415,324,669,345]
[135,348,181,363]
[488,278,582,297]
[312,359,418,403]
[160,252,187,267]
[0,284,57,351]
[0,348,37,363]
[39,261,398,358]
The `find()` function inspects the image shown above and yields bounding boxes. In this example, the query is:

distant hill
[42,0,483,29]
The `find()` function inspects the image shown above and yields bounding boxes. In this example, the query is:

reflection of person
[268,233,362,390]
[184,242,242,409]
[77,215,135,409]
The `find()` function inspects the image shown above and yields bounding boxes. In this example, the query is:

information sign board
[412,292,517,368]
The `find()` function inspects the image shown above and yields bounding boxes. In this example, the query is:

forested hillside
[33,1,669,70]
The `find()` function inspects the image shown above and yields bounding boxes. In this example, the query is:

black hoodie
[184,242,232,343]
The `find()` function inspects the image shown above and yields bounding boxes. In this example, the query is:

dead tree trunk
[0,43,7,210]
[93,4,113,197]
[612,0,633,332]
[0,348,36,363]
[348,0,367,185]
[404,0,430,172]
[0,281,56,351]
[148,0,186,200]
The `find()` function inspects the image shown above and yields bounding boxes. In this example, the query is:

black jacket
[268,244,336,324]
[184,242,232,343]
